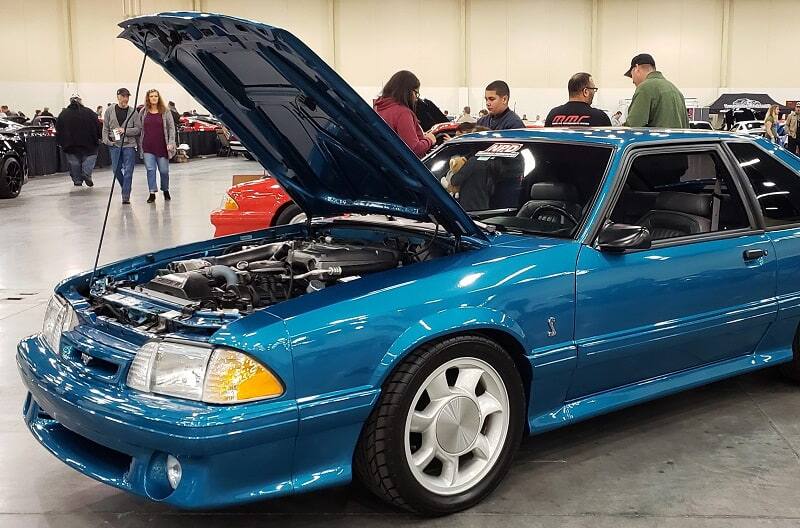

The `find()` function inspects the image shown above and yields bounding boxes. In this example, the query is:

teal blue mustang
[16,12,800,515]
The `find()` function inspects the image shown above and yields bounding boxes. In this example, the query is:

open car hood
[118,12,485,240]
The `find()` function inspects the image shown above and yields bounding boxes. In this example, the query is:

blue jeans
[109,146,137,201]
[143,152,170,192]
[64,152,97,185]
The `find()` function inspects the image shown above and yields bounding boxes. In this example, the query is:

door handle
[743,249,768,261]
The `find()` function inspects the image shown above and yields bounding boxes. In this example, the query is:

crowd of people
[4,51,793,207]
[3,89,181,205]
[374,53,689,159]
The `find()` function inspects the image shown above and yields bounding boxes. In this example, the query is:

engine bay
[91,228,453,326]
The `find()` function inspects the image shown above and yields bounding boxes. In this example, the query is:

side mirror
[597,222,651,252]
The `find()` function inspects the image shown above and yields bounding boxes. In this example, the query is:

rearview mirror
[597,222,651,252]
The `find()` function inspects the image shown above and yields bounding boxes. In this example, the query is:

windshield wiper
[467,208,517,220]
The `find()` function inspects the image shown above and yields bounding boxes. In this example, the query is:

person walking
[545,72,611,127]
[764,104,780,144]
[56,94,101,187]
[168,101,181,137]
[139,89,176,202]
[477,80,525,130]
[373,70,437,158]
[103,87,141,205]
[785,103,800,154]
[623,53,688,128]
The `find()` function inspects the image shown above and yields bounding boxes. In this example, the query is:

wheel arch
[369,309,533,421]
[270,199,299,226]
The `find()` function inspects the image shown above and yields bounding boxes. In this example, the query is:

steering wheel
[527,204,579,228]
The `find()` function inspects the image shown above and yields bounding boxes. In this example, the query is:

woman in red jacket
[374,70,437,158]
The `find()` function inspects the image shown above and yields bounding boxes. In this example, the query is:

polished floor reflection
[2,159,800,527]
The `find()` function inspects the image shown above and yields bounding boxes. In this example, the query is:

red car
[210,176,305,237]
[179,115,222,132]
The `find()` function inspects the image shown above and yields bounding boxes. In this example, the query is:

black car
[0,119,29,198]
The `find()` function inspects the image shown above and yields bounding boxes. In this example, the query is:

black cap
[116,87,131,96]
[624,53,656,77]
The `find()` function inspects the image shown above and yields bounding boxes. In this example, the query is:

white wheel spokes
[472,433,493,460]
[439,452,460,486]
[425,371,451,400]
[477,393,503,423]
[411,443,436,470]
[404,358,511,496]
[455,367,484,394]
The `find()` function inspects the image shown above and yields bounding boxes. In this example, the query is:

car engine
[139,237,409,311]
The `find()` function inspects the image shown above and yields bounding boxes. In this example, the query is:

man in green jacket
[624,53,689,128]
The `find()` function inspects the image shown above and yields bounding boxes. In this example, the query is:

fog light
[166,455,182,490]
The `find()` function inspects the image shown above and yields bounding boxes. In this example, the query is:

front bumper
[17,335,298,508]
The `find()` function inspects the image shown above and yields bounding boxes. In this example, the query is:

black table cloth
[178,130,221,157]
[24,135,59,176]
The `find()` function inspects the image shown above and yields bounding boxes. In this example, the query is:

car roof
[449,127,751,147]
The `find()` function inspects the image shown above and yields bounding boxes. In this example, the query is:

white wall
[2,0,799,121]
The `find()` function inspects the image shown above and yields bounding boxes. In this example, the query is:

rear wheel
[274,203,306,226]
[0,157,23,199]
[354,335,524,515]
[779,329,800,381]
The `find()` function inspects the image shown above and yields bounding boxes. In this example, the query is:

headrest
[654,191,711,218]
[530,182,580,202]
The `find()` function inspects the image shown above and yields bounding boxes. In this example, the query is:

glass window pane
[423,140,611,238]
[728,142,800,226]
[610,149,750,241]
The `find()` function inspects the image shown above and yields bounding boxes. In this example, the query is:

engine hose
[206,265,239,288]
[211,242,287,267]
[288,267,343,280]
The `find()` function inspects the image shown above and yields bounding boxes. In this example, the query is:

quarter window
[609,149,750,241]
[727,142,800,226]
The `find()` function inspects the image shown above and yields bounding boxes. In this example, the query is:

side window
[727,142,800,227]
[609,150,750,242]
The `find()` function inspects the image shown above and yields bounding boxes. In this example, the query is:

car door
[568,144,777,399]
[727,140,800,332]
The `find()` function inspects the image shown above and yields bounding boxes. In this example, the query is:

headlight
[220,193,239,211]
[126,340,284,404]
[42,295,77,353]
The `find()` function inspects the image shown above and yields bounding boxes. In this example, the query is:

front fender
[371,306,528,387]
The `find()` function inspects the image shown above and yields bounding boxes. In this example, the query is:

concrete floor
[2,158,800,527]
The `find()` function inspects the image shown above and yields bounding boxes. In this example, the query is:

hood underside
[118,12,484,240]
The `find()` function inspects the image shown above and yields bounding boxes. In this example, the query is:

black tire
[243,151,254,160]
[273,203,306,226]
[354,335,524,515]
[779,329,800,381]
[0,156,23,199]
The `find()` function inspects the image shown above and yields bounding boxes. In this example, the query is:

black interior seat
[636,191,712,240]
[517,182,582,225]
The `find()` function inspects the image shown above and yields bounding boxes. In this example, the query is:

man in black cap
[624,53,688,128]
[102,87,141,204]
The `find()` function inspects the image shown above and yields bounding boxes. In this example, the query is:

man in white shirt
[455,106,476,124]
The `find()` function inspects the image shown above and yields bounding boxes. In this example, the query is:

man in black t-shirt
[545,72,611,128]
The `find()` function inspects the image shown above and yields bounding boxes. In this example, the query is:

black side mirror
[597,222,651,252]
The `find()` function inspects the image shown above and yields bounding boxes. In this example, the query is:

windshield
[424,139,612,237]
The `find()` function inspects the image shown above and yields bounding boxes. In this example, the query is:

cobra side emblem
[547,317,557,337]
[81,353,92,366]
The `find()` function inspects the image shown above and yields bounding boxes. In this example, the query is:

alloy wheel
[403,357,510,496]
